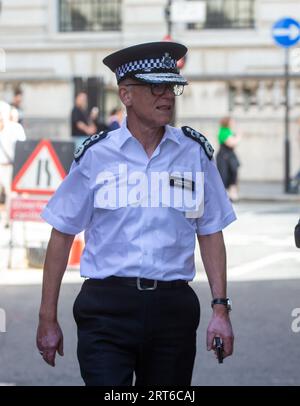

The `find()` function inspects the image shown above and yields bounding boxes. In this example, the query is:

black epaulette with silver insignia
[181,126,214,160]
[74,131,108,162]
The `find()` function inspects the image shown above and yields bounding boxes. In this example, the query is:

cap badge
[162,53,172,68]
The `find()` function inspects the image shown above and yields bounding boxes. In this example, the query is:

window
[59,0,122,32]
[187,0,255,30]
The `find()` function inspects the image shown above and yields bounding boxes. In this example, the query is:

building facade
[1,0,300,181]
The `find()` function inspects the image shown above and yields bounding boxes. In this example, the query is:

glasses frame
[123,82,184,96]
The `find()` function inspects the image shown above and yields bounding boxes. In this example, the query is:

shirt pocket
[161,166,204,218]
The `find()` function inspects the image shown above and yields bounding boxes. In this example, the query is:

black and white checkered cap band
[116,56,178,82]
[135,72,187,85]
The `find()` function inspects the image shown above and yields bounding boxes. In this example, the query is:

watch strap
[211,298,229,307]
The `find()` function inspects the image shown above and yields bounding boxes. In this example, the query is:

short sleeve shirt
[42,120,236,281]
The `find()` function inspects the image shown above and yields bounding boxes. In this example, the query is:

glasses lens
[173,84,184,96]
[150,83,184,96]
[151,83,184,96]
[151,84,166,96]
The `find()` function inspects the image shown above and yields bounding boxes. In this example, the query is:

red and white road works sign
[12,140,66,195]
[10,198,48,222]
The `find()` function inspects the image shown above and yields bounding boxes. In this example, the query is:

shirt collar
[115,119,181,149]
[114,118,133,149]
[162,125,181,145]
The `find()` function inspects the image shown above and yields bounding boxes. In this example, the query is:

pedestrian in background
[37,41,235,386]
[10,88,24,125]
[107,106,123,131]
[216,116,241,202]
[295,218,300,248]
[0,103,26,226]
[89,106,108,133]
[71,91,97,149]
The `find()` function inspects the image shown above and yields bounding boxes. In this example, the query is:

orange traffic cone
[68,233,84,267]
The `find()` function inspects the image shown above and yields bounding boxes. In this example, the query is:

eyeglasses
[124,83,184,96]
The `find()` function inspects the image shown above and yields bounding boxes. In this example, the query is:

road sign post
[165,0,172,37]
[272,17,300,193]
[284,48,290,194]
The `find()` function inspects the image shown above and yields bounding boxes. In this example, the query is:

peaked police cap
[103,41,188,85]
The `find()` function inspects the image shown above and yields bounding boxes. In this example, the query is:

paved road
[0,202,299,386]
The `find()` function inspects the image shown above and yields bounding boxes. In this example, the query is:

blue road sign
[272,17,300,47]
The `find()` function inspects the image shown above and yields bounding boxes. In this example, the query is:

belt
[85,276,189,291]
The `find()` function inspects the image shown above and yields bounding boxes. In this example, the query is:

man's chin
[157,112,174,126]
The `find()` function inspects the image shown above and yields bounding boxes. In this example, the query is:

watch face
[227,298,232,311]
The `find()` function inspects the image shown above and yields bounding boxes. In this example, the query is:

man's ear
[119,85,132,107]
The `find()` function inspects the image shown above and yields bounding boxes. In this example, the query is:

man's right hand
[36,319,64,367]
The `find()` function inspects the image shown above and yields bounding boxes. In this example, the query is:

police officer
[36,41,235,386]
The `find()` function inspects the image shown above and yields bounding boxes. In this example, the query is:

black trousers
[73,278,200,386]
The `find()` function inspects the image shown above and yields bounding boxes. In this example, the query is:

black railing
[188,0,255,30]
[59,0,122,32]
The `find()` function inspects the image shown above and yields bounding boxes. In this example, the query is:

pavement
[239,181,300,202]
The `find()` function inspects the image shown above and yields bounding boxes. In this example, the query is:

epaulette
[74,131,108,162]
[181,126,214,160]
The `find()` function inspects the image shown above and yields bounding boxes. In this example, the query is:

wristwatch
[211,298,232,312]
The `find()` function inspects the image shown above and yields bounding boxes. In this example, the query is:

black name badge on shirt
[169,175,195,192]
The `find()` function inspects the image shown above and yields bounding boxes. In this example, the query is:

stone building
[0,0,300,181]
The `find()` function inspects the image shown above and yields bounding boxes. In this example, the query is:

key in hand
[215,337,224,364]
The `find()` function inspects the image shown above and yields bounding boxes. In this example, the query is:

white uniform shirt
[42,120,236,281]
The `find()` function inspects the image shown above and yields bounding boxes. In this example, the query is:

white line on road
[194,251,300,282]
[229,252,300,275]
[224,234,294,247]
[227,252,300,281]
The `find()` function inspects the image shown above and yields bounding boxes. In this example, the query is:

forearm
[197,231,227,299]
[39,228,75,321]
[224,134,240,148]
[77,121,95,134]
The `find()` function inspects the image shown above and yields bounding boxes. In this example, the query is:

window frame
[187,0,255,30]
[57,0,122,33]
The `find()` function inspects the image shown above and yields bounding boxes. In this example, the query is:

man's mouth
[156,105,171,111]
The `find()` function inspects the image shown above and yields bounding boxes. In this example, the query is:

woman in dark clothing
[216,117,241,201]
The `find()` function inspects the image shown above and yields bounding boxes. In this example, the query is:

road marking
[225,234,294,247]
[194,251,300,282]
[228,252,300,276]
